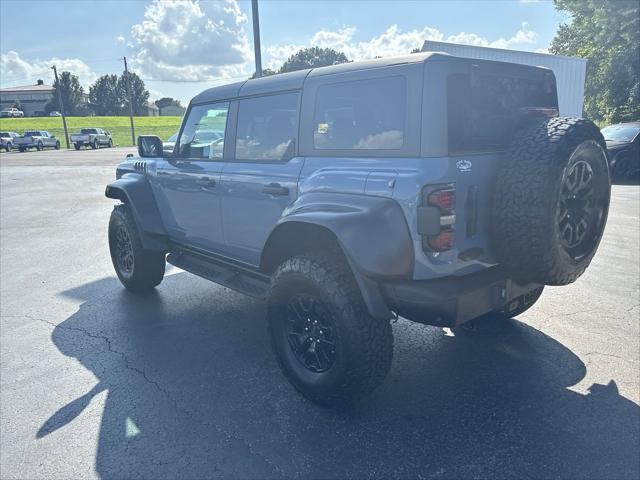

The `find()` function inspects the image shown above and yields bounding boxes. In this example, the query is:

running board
[167,250,270,299]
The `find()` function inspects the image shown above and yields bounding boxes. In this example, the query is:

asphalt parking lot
[1,147,638,479]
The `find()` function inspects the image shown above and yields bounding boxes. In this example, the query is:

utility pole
[51,65,70,149]
[123,57,136,146]
[251,0,262,78]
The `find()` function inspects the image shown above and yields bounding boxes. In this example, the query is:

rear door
[151,101,231,251]
[218,91,302,265]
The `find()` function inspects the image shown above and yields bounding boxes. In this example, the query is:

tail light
[427,228,455,251]
[419,184,456,252]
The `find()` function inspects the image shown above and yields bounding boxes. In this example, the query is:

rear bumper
[380,266,541,327]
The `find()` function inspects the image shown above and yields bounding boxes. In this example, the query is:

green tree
[89,74,121,116]
[279,47,349,74]
[154,97,182,109]
[249,68,277,79]
[46,71,85,115]
[410,47,422,54]
[550,0,639,123]
[11,99,22,111]
[117,71,150,116]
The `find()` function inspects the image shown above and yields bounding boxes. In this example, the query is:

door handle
[262,183,289,196]
[195,176,216,188]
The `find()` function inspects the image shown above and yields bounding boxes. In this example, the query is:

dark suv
[106,53,611,405]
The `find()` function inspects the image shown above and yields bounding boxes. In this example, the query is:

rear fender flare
[261,193,415,319]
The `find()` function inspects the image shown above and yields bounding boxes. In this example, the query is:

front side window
[235,92,298,161]
[178,102,229,159]
[313,76,406,150]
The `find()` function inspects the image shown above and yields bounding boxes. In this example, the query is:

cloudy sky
[0,0,567,104]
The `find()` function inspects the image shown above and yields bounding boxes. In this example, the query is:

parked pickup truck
[107,53,611,406]
[0,131,19,152]
[14,131,60,151]
[0,108,24,118]
[70,128,113,150]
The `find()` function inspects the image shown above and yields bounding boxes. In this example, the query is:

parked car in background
[163,132,178,154]
[0,108,24,118]
[70,128,113,150]
[49,111,62,117]
[601,121,640,180]
[14,131,60,151]
[106,53,611,406]
[0,131,19,152]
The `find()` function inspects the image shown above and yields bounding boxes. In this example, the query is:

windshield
[24,131,40,136]
[0,132,9,137]
[81,129,97,134]
[601,124,640,142]
[167,133,178,142]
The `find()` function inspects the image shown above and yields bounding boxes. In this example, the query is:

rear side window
[447,73,558,153]
[235,92,299,161]
[313,76,406,150]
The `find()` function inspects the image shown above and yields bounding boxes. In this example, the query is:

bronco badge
[456,159,472,173]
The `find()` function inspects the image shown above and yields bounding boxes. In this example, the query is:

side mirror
[137,135,163,157]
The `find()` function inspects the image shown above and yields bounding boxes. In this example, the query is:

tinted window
[81,129,97,134]
[178,103,229,159]
[313,76,406,150]
[447,73,558,152]
[235,92,298,161]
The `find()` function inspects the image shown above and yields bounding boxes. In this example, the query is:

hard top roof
[191,52,442,105]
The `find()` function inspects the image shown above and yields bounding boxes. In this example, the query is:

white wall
[422,41,587,118]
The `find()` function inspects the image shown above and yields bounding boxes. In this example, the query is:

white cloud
[0,50,97,88]
[128,0,252,82]
[263,22,538,69]
[116,35,126,44]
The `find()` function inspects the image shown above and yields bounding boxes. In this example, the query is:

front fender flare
[105,173,167,251]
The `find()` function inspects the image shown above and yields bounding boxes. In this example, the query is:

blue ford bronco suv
[106,53,610,405]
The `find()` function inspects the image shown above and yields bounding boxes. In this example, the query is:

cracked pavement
[1,148,639,479]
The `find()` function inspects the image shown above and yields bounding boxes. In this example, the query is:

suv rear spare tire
[492,117,610,286]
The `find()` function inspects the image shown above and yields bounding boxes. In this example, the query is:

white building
[421,41,587,117]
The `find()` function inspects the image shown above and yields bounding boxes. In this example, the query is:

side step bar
[167,249,270,299]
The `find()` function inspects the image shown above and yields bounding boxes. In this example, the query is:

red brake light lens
[428,188,455,211]
[427,229,455,251]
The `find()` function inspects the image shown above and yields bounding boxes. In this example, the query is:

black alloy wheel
[557,155,608,261]
[113,223,134,278]
[285,293,337,373]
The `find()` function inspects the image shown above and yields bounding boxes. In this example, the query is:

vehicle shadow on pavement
[39,274,640,479]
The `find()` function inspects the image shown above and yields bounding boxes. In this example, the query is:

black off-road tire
[268,252,393,406]
[108,204,165,292]
[91,139,98,149]
[492,117,610,286]
[18,147,25,153]
[36,141,43,151]
[74,143,81,150]
[55,141,60,150]
[108,139,113,148]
